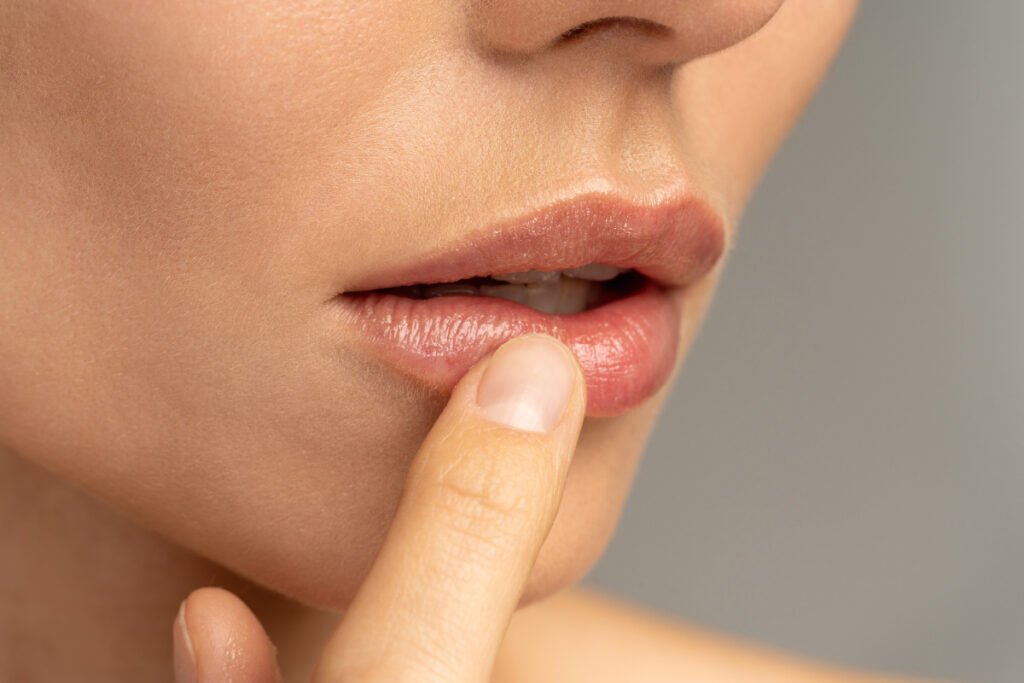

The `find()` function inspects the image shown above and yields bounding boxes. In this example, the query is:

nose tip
[470,0,786,69]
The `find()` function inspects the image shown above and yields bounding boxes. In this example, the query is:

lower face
[0,1,857,609]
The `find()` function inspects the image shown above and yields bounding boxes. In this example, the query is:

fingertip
[474,333,586,434]
[317,334,587,683]
[173,597,198,683]
[533,333,588,420]
[519,333,587,395]
[173,587,282,683]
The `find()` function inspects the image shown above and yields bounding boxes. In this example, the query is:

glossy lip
[332,191,726,416]
[344,192,725,292]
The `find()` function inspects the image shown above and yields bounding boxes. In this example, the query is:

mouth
[331,191,725,417]
[363,264,646,315]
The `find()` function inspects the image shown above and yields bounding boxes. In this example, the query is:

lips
[331,191,725,417]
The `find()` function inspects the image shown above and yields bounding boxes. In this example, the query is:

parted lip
[341,190,726,294]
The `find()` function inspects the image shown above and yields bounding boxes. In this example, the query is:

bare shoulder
[494,586,946,683]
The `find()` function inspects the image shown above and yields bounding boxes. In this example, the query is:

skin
[0,0,904,681]
[171,334,591,682]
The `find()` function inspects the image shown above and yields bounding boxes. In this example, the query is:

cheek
[3,0,426,287]
[0,0,448,606]
[0,0,853,610]
[0,0,429,473]
[671,0,859,220]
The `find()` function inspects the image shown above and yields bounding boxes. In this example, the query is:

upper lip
[343,190,726,293]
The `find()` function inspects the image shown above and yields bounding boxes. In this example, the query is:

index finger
[314,334,586,683]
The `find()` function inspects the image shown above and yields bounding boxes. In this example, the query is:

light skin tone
[175,333,588,682]
[0,1,927,681]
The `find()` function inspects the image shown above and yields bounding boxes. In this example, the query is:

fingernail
[173,599,198,683]
[476,335,576,433]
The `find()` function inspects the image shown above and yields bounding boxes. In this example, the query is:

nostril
[471,1,784,68]
[558,16,673,44]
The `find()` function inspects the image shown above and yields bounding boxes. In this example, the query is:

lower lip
[332,281,681,417]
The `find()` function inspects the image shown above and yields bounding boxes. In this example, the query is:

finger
[173,587,283,683]
[314,333,586,683]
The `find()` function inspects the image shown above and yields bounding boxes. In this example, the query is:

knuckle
[431,446,550,553]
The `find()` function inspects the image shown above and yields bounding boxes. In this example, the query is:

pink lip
[332,191,725,416]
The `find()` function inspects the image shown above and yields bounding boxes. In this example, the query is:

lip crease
[332,191,726,417]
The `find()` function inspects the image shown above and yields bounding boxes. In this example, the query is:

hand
[172,334,586,682]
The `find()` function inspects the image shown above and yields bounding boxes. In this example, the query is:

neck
[0,450,340,682]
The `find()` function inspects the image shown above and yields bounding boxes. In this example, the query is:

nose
[469,0,786,69]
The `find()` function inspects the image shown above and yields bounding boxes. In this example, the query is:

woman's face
[0,0,857,609]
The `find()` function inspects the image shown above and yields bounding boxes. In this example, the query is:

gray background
[585,4,1023,683]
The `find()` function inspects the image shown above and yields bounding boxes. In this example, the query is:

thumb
[173,587,283,683]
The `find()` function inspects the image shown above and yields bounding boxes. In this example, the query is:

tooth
[556,277,590,314]
[524,282,565,315]
[490,270,561,284]
[562,264,624,281]
[479,283,531,307]
[414,271,603,315]
[477,279,593,315]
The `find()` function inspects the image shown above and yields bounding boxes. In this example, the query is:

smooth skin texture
[170,336,936,683]
[174,334,587,682]
[0,0,925,681]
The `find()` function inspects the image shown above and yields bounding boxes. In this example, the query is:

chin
[194,399,659,616]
